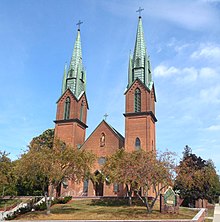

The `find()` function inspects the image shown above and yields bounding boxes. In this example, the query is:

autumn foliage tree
[16,129,96,214]
[102,149,176,213]
[14,129,55,196]
[174,145,220,206]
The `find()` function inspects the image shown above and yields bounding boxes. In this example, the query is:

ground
[0,198,22,211]
[16,198,198,220]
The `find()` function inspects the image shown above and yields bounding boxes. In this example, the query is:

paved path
[213,204,220,222]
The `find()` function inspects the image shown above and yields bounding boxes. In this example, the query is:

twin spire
[61,11,153,97]
[62,22,86,98]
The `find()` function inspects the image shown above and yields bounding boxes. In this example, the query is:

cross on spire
[104,113,108,121]
[76,20,83,30]
[136,7,144,17]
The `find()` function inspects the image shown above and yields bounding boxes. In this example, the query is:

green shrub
[34,201,47,211]
[53,196,72,204]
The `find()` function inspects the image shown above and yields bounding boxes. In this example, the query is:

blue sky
[0,0,220,172]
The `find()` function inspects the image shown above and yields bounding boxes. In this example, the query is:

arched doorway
[94,170,104,196]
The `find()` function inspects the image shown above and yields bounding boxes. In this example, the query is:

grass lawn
[16,198,198,220]
[0,199,22,211]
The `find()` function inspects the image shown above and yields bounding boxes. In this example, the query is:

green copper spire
[127,15,153,89]
[128,52,133,87]
[62,63,67,94]
[62,22,86,98]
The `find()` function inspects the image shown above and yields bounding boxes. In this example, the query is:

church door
[94,170,104,196]
[95,181,103,196]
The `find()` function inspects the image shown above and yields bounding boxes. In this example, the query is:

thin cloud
[154,65,218,83]
[191,43,220,60]
[199,67,218,79]
[154,65,179,77]
[206,124,220,131]
[200,85,220,103]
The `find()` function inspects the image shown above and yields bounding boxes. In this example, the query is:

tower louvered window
[135,137,141,150]
[134,88,141,112]
[64,97,70,120]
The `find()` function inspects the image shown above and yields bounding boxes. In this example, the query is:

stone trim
[123,111,157,122]
[54,118,88,128]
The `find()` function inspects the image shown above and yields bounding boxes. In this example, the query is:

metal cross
[136,7,144,16]
[104,113,108,121]
[76,20,83,30]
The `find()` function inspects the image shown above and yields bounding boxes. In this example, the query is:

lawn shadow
[90,197,145,207]
[90,197,128,207]
[51,206,80,214]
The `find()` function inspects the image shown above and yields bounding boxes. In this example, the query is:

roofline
[124,78,151,95]
[56,88,77,103]
[80,120,124,149]
[56,89,89,109]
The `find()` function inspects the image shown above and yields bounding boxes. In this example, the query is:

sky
[0,0,220,172]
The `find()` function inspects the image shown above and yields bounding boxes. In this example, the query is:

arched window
[64,97,70,120]
[80,101,84,121]
[100,133,105,147]
[135,137,141,150]
[134,88,141,112]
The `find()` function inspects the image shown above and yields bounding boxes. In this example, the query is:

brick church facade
[54,14,157,197]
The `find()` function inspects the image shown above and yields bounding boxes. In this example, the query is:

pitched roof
[80,120,124,149]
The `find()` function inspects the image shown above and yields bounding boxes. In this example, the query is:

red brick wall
[82,121,123,170]
[56,90,88,124]
[125,80,156,114]
[55,122,86,148]
[54,90,88,149]
[124,80,156,152]
[81,121,124,197]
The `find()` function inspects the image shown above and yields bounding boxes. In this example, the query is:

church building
[54,13,157,197]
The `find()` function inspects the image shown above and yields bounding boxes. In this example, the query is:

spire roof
[61,63,67,94]
[69,29,82,72]
[133,16,146,69]
[127,15,153,89]
[61,25,86,98]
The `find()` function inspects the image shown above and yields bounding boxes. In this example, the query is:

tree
[14,129,55,196]
[16,129,96,214]
[0,151,15,196]
[102,149,176,213]
[174,146,220,206]
[30,128,54,150]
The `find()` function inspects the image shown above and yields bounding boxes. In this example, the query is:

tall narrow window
[81,71,84,80]
[83,179,89,194]
[135,137,141,150]
[100,133,105,147]
[80,101,84,121]
[136,57,141,67]
[64,97,70,120]
[113,183,119,192]
[134,88,141,112]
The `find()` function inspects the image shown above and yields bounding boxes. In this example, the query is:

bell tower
[54,22,88,148]
[124,13,157,152]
